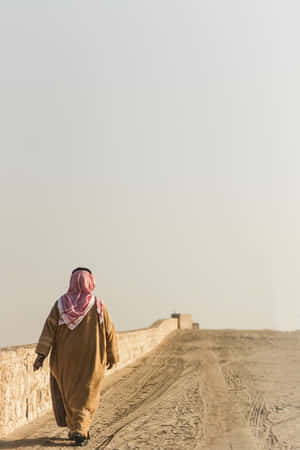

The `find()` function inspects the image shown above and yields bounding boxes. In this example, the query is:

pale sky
[1,0,300,347]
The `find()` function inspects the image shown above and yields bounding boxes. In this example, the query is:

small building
[171,313,193,329]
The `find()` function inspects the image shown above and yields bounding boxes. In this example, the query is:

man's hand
[33,354,45,371]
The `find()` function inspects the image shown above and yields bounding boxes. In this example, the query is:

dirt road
[1,329,300,449]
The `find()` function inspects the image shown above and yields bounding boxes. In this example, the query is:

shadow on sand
[0,436,75,448]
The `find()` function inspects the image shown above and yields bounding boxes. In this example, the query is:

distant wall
[117,318,179,370]
[0,316,182,437]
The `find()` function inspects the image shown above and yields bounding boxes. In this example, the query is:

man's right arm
[33,302,59,370]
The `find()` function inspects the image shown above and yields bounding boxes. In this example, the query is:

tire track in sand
[1,330,263,449]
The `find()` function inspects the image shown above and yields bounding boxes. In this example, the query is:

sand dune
[1,329,300,449]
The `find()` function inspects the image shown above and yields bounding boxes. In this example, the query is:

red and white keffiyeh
[58,269,103,330]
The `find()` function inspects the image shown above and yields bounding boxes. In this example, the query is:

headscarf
[58,269,103,330]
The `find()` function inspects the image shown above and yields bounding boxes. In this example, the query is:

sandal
[72,432,89,447]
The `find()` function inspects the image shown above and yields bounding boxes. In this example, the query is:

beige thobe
[36,301,119,436]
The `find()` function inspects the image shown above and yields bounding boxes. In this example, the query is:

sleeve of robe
[35,302,59,357]
[103,305,120,365]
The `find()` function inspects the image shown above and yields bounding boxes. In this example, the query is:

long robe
[36,301,119,436]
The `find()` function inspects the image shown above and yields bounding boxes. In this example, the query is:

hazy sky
[1,1,300,347]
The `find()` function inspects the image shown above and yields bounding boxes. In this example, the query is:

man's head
[68,268,95,294]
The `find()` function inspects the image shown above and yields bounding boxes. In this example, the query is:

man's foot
[71,432,89,447]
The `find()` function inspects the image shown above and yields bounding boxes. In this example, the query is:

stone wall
[0,317,179,437]
[0,344,51,438]
[117,318,179,369]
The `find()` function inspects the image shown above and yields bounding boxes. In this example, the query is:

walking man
[33,267,119,446]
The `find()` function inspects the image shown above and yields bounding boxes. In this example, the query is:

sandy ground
[1,329,300,450]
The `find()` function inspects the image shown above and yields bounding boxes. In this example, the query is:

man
[33,267,119,447]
